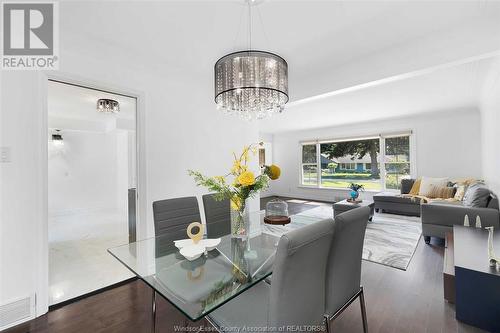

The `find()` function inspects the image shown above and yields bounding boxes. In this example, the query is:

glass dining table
[108,210,326,332]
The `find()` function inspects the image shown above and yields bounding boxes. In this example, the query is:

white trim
[297,185,382,193]
[299,130,412,145]
[35,72,49,317]
[380,135,387,189]
[36,71,148,317]
[315,143,321,185]
[410,130,418,178]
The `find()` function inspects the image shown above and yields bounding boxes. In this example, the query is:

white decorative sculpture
[464,215,470,227]
[475,215,482,228]
[486,227,500,267]
[174,222,221,261]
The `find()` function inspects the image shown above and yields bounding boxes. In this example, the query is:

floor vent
[0,296,33,329]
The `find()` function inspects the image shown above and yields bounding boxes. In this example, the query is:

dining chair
[152,196,201,246]
[206,218,334,332]
[324,206,370,333]
[202,193,231,238]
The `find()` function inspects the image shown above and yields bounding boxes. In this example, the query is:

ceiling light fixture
[52,129,64,146]
[97,98,120,113]
[214,0,288,120]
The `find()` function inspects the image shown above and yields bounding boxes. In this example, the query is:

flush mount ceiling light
[52,129,63,146]
[97,98,120,113]
[214,0,288,121]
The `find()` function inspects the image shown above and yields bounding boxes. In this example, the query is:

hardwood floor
[5,197,486,333]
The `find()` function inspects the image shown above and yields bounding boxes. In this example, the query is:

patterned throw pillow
[427,185,456,199]
[454,185,467,201]
[419,177,448,197]
[452,179,484,201]
[408,178,421,195]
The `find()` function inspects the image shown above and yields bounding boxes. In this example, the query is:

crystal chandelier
[214,1,289,120]
[96,98,120,113]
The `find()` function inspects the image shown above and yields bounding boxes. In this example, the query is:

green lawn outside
[321,171,374,180]
[320,180,382,190]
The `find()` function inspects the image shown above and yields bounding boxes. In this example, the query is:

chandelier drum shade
[96,98,120,113]
[215,50,288,120]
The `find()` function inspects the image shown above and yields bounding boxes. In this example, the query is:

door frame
[36,71,148,315]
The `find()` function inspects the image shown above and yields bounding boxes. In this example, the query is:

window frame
[299,131,415,191]
[300,143,320,187]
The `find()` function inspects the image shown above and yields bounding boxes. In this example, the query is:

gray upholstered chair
[207,218,334,332]
[324,206,370,333]
[202,193,231,238]
[152,196,201,241]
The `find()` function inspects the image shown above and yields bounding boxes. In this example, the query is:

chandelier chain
[248,0,252,50]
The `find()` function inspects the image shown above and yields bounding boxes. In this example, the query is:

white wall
[0,41,258,323]
[265,109,482,202]
[48,130,122,216]
[480,57,500,195]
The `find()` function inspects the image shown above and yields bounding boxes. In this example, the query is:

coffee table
[333,199,374,221]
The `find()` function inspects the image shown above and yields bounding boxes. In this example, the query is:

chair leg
[324,315,331,333]
[151,289,156,333]
[359,287,368,333]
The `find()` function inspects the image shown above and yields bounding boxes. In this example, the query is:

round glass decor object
[264,198,291,225]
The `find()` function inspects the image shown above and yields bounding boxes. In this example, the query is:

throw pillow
[408,178,421,195]
[463,183,491,208]
[427,185,456,199]
[400,179,415,194]
[454,185,467,201]
[419,177,448,197]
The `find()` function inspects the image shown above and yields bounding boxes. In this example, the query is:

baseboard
[48,277,137,311]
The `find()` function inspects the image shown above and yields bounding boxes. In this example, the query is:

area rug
[263,205,422,270]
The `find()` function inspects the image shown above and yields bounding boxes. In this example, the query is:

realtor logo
[1,2,59,69]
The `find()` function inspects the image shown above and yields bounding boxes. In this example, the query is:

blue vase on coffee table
[350,190,359,201]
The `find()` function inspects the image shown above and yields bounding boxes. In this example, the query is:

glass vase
[230,198,249,238]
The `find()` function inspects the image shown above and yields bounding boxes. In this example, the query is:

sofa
[373,179,422,216]
[421,191,500,243]
[374,178,500,244]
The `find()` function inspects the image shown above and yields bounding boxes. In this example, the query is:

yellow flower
[230,196,241,210]
[242,147,250,162]
[267,165,281,180]
[214,176,226,184]
[237,171,256,186]
[231,160,241,174]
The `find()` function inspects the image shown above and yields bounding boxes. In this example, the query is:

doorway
[47,80,137,305]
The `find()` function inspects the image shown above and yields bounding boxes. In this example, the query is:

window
[301,133,412,191]
[319,138,381,190]
[384,135,411,190]
[301,144,318,185]
[339,163,356,170]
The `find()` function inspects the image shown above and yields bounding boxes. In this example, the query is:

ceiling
[57,1,500,132]
[259,57,493,133]
[59,1,500,80]
[48,81,136,132]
